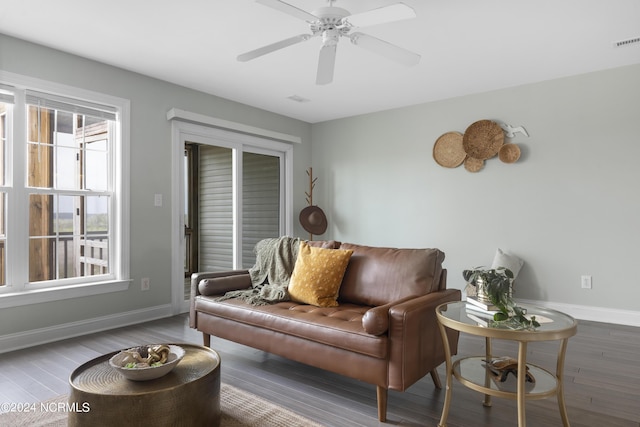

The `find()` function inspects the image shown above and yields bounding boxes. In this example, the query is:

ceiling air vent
[287,95,310,103]
[613,37,640,48]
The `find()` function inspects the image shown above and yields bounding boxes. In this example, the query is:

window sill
[0,279,131,309]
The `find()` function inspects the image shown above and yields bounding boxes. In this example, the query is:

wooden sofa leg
[430,368,442,389]
[377,386,388,422]
[202,332,211,347]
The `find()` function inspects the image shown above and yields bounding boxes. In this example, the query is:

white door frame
[169,118,294,314]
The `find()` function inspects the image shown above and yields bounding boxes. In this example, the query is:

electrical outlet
[581,275,592,289]
[141,277,150,291]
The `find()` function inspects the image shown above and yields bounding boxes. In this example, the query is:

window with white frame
[0,78,128,299]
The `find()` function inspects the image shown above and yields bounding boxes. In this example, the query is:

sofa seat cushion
[195,296,387,359]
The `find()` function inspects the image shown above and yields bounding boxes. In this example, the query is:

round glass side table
[436,301,577,427]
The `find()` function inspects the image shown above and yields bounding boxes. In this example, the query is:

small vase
[475,277,514,302]
[475,277,491,303]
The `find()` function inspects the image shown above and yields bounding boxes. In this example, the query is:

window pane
[29,193,54,237]
[184,149,191,228]
[27,105,55,188]
[85,147,108,191]
[81,236,109,277]
[0,192,5,286]
[27,108,110,191]
[29,193,110,282]
[0,103,8,186]
[87,195,109,233]
[55,146,79,190]
[242,152,280,268]
[54,195,76,234]
[82,117,109,191]
[199,146,233,271]
[0,240,4,286]
[55,111,74,145]
[0,192,5,237]
[29,237,55,282]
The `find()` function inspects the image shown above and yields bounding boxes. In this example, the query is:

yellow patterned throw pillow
[288,241,353,307]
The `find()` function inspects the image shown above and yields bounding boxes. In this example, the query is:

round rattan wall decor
[464,157,484,173]
[499,143,521,163]
[462,120,504,160]
[433,131,466,168]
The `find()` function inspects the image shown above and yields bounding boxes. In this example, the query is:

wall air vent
[287,95,310,103]
[613,37,640,48]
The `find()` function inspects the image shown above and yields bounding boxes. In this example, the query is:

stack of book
[465,297,499,327]
[466,296,499,314]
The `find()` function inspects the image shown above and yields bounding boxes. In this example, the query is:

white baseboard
[0,304,173,354]
[517,299,640,328]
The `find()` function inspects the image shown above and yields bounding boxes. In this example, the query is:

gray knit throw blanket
[218,236,301,305]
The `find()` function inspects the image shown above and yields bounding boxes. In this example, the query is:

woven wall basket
[463,120,504,160]
[464,157,484,173]
[433,131,466,168]
[499,143,521,163]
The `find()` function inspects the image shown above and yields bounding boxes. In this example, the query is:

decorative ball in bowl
[109,344,185,381]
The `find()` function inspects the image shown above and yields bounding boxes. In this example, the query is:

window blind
[242,152,280,268]
[199,145,234,272]
[25,90,117,120]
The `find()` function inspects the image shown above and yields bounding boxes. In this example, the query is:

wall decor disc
[462,120,504,160]
[433,131,466,168]
[464,157,484,173]
[499,143,521,163]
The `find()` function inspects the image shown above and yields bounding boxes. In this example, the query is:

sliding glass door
[173,120,293,313]
[188,144,282,275]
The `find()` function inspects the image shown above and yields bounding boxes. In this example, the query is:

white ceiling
[1,0,639,123]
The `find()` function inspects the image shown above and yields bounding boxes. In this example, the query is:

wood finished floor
[0,314,638,426]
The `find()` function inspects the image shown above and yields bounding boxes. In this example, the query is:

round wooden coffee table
[68,343,220,426]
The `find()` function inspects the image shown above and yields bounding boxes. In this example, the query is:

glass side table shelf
[436,301,577,427]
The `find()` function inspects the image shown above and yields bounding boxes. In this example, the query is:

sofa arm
[362,296,418,335]
[198,274,252,296]
[189,270,250,328]
[386,289,462,391]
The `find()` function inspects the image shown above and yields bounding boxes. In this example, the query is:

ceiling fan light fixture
[311,6,349,21]
[322,29,340,46]
[240,0,421,83]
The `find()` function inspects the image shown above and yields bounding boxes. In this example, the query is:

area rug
[0,383,325,427]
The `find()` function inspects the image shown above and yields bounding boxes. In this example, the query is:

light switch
[154,193,163,207]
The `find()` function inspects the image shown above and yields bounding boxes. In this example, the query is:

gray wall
[311,63,640,314]
[1,32,638,342]
[0,34,312,336]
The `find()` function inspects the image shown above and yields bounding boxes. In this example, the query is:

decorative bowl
[109,344,185,381]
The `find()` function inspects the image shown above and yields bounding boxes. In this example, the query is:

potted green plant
[463,266,540,330]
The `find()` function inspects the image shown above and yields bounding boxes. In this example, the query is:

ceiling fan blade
[345,3,416,28]
[256,0,318,22]
[349,32,421,66]
[316,44,337,85]
[237,34,311,62]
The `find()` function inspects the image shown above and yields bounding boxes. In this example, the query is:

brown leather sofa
[189,241,461,422]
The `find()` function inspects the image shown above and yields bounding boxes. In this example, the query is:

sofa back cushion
[338,243,445,306]
[305,240,341,249]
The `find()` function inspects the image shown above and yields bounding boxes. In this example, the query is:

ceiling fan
[237,0,421,85]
